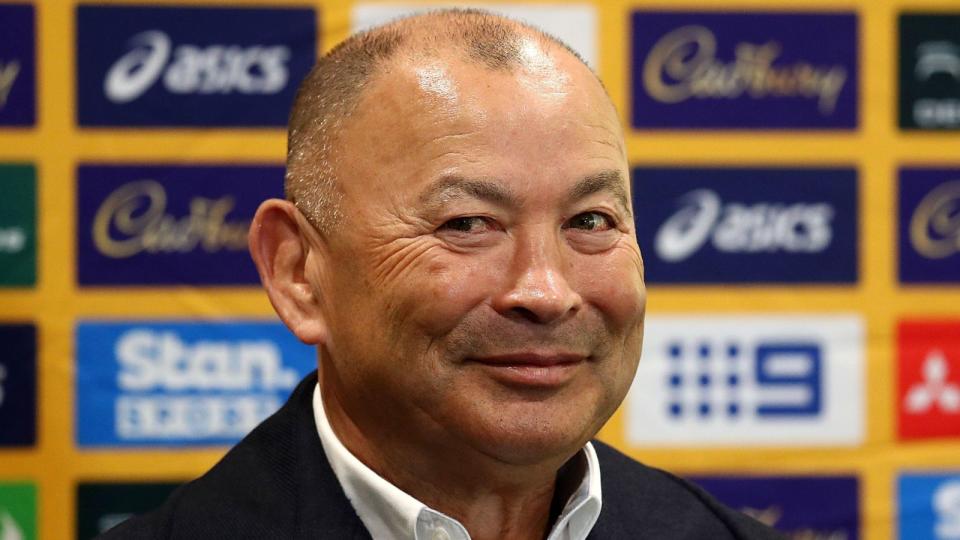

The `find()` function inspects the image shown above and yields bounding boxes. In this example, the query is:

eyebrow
[419,176,518,210]
[418,169,632,216]
[569,170,632,218]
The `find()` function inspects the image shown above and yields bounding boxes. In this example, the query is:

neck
[319,367,574,540]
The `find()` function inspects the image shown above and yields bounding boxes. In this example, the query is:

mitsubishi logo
[904,349,960,414]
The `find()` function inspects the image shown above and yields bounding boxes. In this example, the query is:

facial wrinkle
[370,236,444,291]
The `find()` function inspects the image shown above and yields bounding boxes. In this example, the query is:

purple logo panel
[689,475,859,538]
[76,5,316,127]
[631,11,858,129]
[899,168,960,283]
[76,164,283,286]
[0,4,36,126]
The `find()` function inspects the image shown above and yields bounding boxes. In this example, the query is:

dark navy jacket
[101,372,785,539]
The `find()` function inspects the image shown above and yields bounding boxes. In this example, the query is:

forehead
[333,42,625,200]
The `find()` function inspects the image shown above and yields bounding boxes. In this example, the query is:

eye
[439,216,495,233]
[564,211,615,232]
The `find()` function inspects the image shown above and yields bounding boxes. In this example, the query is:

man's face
[312,44,645,466]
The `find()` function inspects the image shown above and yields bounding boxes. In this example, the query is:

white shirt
[313,384,603,540]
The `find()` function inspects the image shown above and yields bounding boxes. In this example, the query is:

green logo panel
[76,482,180,539]
[0,482,37,540]
[0,164,36,286]
[899,13,960,129]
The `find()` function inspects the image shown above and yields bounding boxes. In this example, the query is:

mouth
[467,352,587,388]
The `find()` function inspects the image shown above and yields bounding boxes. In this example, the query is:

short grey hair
[284,8,593,234]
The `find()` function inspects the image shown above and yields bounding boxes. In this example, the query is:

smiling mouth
[467,353,587,388]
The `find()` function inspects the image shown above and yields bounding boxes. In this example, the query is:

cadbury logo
[92,180,249,259]
[642,25,847,115]
[654,189,834,262]
[0,61,20,109]
[910,181,960,259]
[104,30,290,104]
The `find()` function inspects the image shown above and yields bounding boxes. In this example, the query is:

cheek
[403,254,504,337]
[574,253,647,330]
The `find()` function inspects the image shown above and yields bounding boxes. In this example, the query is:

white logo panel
[627,315,864,446]
[351,4,597,67]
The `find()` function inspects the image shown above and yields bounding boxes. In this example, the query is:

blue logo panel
[632,167,858,284]
[0,324,36,447]
[631,11,858,129]
[75,321,316,447]
[899,473,960,540]
[899,168,960,283]
[690,476,859,538]
[0,4,36,126]
[76,5,316,127]
[76,164,282,286]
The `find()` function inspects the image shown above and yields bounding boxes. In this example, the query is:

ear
[249,199,329,345]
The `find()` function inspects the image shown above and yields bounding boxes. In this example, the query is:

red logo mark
[898,320,960,440]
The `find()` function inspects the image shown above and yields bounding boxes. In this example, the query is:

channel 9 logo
[627,315,864,446]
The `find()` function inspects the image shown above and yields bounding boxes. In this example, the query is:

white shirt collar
[313,384,602,540]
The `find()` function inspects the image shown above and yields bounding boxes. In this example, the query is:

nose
[491,230,583,324]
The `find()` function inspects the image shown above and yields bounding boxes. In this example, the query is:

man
[103,10,782,540]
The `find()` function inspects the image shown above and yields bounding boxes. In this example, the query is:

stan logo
[634,167,857,284]
[76,321,315,446]
[899,473,960,540]
[899,169,960,283]
[936,480,960,539]
[900,14,960,130]
[76,6,316,127]
[0,4,35,126]
[631,12,857,129]
[691,476,859,539]
[627,315,863,446]
[92,180,249,259]
[898,320,960,441]
[77,164,281,286]
[104,30,290,104]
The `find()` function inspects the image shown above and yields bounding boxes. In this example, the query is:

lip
[468,353,586,388]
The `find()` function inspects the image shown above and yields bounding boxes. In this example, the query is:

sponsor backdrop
[0,1,957,539]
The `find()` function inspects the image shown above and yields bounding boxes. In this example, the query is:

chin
[465,405,601,467]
